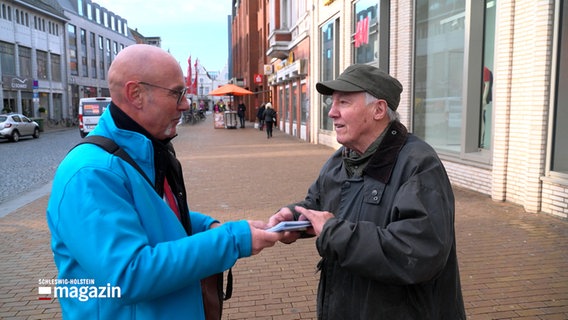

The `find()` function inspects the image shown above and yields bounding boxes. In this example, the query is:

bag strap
[74,135,153,186]
[75,135,234,301]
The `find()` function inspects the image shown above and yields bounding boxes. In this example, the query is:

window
[37,50,48,79]
[78,0,83,16]
[19,46,32,77]
[90,32,97,78]
[106,38,111,67]
[0,41,15,75]
[50,53,61,82]
[551,0,568,174]
[352,0,390,68]
[319,18,340,131]
[99,36,105,80]
[95,7,100,24]
[413,0,498,158]
[87,3,92,20]
[301,81,308,124]
[123,21,128,36]
[413,0,466,153]
[80,29,88,77]
[68,24,78,76]
[480,1,496,150]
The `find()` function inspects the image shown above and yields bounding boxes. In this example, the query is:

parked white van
[78,97,111,138]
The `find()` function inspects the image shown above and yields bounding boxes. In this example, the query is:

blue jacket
[47,109,252,319]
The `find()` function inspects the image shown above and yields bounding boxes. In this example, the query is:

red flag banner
[192,58,198,95]
[186,56,192,89]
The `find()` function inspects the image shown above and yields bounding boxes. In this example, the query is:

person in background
[237,101,246,128]
[256,103,266,131]
[262,102,277,139]
[47,44,282,320]
[267,64,466,319]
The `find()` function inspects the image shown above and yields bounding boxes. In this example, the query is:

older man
[47,44,282,319]
[269,64,466,319]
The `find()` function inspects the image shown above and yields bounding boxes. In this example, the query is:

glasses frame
[138,81,187,105]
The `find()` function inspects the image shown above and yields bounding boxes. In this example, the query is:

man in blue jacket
[47,44,282,319]
[268,64,466,319]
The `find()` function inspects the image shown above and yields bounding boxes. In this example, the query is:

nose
[328,101,338,119]
[180,97,190,111]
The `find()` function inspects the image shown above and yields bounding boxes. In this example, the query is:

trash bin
[32,118,44,132]
[224,111,238,129]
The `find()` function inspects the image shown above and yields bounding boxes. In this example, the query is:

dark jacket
[290,121,466,319]
[237,103,246,117]
[257,106,266,120]
[263,108,277,123]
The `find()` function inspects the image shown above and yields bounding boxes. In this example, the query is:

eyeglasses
[138,81,187,105]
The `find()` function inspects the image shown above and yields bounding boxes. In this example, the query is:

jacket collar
[362,121,408,184]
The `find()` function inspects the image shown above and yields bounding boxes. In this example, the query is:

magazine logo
[38,279,121,301]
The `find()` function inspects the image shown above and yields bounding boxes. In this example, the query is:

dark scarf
[342,127,388,177]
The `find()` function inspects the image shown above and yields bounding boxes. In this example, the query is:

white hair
[365,92,399,121]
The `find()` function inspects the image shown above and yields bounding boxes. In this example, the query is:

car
[0,113,40,142]
[78,97,111,138]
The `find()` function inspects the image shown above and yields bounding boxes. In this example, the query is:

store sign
[254,74,263,84]
[354,16,370,47]
[2,75,33,90]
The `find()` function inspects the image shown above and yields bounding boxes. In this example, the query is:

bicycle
[46,118,60,128]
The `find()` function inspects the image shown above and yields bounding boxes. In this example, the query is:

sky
[94,1,231,75]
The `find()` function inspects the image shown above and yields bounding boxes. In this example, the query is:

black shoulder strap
[74,135,153,186]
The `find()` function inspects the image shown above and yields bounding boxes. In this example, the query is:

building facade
[308,0,568,219]
[0,0,136,121]
[232,0,568,219]
[57,0,135,118]
[0,0,67,118]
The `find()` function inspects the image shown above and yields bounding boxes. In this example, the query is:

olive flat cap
[315,64,403,110]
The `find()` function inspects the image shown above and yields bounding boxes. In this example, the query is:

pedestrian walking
[237,101,246,128]
[256,103,266,131]
[262,102,277,139]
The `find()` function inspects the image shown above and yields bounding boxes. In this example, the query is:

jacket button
[371,190,378,196]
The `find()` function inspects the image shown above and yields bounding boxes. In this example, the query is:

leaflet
[266,221,312,232]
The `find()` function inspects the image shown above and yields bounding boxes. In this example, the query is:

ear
[124,81,144,109]
[372,99,389,120]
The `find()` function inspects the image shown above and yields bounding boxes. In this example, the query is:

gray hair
[366,92,399,121]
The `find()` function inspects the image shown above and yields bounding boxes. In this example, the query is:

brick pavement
[1,115,567,319]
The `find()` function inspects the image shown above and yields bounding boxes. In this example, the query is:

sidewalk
[1,116,567,319]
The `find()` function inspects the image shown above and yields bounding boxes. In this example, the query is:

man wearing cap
[268,64,466,319]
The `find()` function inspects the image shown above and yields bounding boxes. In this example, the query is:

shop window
[320,18,340,131]
[551,0,568,174]
[352,0,389,69]
[413,0,495,158]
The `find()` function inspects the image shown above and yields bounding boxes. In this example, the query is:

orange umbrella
[209,84,253,96]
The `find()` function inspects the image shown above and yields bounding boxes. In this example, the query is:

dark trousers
[266,121,274,138]
[239,116,245,128]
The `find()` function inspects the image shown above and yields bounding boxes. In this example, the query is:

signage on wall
[254,74,263,84]
[354,16,370,47]
[2,75,33,90]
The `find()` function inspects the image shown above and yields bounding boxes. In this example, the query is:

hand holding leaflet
[266,221,312,232]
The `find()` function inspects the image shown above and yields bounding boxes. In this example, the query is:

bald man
[47,44,282,319]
